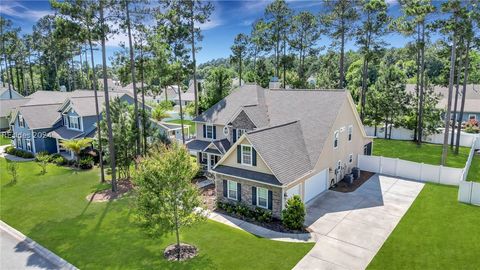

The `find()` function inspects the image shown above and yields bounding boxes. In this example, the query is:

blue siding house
[10,90,142,155]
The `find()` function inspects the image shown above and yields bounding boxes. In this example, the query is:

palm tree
[60,138,93,168]
[152,106,170,122]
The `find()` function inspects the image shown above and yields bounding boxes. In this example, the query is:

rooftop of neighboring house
[406,84,480,113]
[194,84,359,185]
[0,98,30,118]
[0,85,24,99]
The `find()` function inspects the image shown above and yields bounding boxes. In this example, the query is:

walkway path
[0,221,77,270]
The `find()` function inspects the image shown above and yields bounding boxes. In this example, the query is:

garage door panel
[305,169,327,202]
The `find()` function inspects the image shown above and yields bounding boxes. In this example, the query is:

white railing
[458,138,480,206]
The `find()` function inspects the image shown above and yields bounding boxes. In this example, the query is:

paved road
[0,229,58,270]
[294,174,425,270]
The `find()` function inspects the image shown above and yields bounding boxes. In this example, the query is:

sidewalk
[0,145,35,162]
[0,221,78,270]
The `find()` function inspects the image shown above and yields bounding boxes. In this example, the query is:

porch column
[207,153,211,171]
[56,138,60,153]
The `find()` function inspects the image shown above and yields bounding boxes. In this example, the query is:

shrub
[5,146,14,154]
[79,156,94,169]
[6,161,19,184]
[52,156,67,166]
[6,147,34,158]
[254,208,273,223]
[217,201,273,223]
[282,195,306,230]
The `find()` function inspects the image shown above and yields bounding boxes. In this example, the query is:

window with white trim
[241,145,252,165]
[236,129,246,140]
[205,125,214,139]
[201,152,208,164]
[18,115,25,127]
[334,130,339,148]
[227,180,237,200]
[349,154,353,163]
[26,139,32,152]
[63,114,68,126]
[257,187,268,209]
[348,125,353,141]
[16,137,22,149]
[69,116,80,130]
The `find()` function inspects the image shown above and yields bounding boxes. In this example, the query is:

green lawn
[368,184,480,269]
[466,154,480,182]
[373,139,470,168]
[0,134,11,146]
[167,119,196,136]
[0,159,312,269]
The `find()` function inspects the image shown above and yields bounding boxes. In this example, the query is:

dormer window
[241,145,252,166]
[18,115,25,127]
[69,116,80,130]
[236,129,246,140]
[63,114,69,126]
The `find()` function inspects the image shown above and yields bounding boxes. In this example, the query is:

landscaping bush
[36,152,52,162]
[5,147,34,158]
[216,201,272,223]
[79,156,94,169]
[36,153,50,174]
[282,195,306,230]
[52,156,67,166]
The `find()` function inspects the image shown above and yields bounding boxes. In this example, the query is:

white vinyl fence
[458,138,480,206]
[358,137,480,206]
[365,126,480,149]
[358,155,464,186]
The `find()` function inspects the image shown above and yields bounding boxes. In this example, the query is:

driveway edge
[0,220,78,270]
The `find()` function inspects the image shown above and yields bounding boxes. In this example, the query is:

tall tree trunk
[239,55,242,87]
[413,23,421,142]
[282,38,286,89]
[417,21,426,144]
[189,3,199,116]
[450,47,463,149]
[100,2,117,192]
[455,38,470,154]
[3,57,12,99]
[40,61,45,90]
[87,31,105,184]
[339,21,345,89]
[28,55,35,91]
[8,59,15,91]
[140,46,147,155]
[177,75,186,144]
[125,0,141,157]
[360,57,368,121]
[441,26,457,166]
[15,64,21,92]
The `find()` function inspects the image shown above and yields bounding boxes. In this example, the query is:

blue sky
[1,0,444,66]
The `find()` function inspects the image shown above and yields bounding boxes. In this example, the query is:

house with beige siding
[187,84,372,218]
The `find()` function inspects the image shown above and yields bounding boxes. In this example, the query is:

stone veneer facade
[215,174,283,218]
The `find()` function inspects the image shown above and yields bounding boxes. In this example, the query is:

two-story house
[10,90,138,155]
[187,84,372,218]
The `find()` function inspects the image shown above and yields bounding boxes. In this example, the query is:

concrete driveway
[294,174,425,270]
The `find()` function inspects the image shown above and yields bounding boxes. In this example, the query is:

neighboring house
[156,86,178,104]
[0,86,24,100]
[152,121,191,142]
[187,84,372,218]
[173,80,203,106]
[10,90,141,154]
[406,84,480,122]
[0,98,29,131]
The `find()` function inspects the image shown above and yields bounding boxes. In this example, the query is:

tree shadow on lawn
[24,200,216,270]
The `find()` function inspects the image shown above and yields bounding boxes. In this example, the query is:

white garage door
[286,184,300,199]
[304,169,328,202]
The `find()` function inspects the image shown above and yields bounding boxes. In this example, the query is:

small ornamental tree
[36,153,50,174]
[282,195,306,230]
[134,143,203,261]
[6,161,19,185]
[60,138,93,168]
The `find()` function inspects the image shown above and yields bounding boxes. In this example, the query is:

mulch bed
[215,208,309,234]
[330,170,375,193]
[164,243,198,261]
[86,180,134,202]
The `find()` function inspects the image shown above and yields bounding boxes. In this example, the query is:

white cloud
[0,1,53,21]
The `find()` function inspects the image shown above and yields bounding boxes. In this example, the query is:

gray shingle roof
[0,98,29,117]
[214,165,282,186]
[247,121,313,185]
[196,84,348,185]
[17,103,63,129]
[48,126,84,139]
[186,139,211,152]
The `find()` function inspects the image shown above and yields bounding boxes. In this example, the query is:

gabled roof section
[229,110,256,129]
[246,121,312,185]
[193,84,265,124]
[12,103,63,129]
[0,98,29,117]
